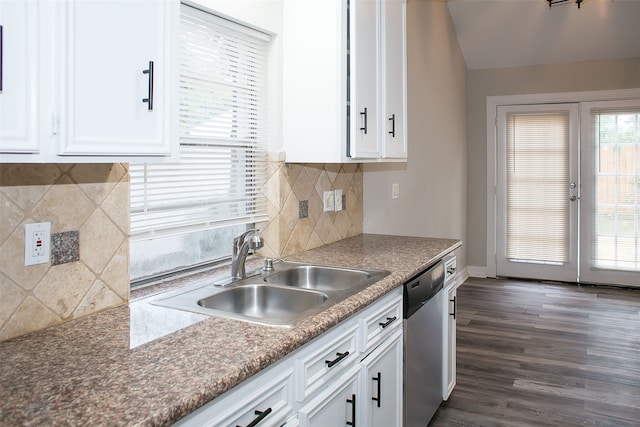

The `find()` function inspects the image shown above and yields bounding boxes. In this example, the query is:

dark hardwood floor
[430,277,640,427]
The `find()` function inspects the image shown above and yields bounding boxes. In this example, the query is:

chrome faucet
[231,229,264,279]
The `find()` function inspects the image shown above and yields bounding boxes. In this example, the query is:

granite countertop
[0,234,461,426]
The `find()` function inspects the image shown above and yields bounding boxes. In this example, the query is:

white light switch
[334,189,343,211]
[392,183,400,199]
[323,191,335,212]
[25,222,51,266]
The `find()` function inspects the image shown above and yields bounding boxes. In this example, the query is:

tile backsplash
[257,154,363,258]
[0,164,129,341]
[0,158,362,341]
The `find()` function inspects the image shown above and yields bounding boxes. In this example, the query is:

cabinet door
[380,0,406,159]
[58,0,176,156]
[361,330,403,427]
[348,0,379,159]
[298,366,359,427]
[443,285,457,400]
[0,0,39,153]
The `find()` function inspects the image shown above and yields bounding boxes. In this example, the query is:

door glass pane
[506,112,570,264]
[592,110,640,271]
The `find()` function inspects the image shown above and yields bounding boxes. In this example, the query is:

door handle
[360,107,368,134]
[346,394,357,426]
[372,372,382,407]
[450,296,456,319]
[569,182,578,202]
[142,61,154,111]
[388,114,395,137]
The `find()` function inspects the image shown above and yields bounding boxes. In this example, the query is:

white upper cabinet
[0,0,40,154]
[0,0,178,163]
[282,0,407,163]
[349,0,379,159]
[380,0,407,159]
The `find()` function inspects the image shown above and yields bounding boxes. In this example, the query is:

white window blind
[591,108,640,271]
[130,5,269,240]
[506,112,570,264]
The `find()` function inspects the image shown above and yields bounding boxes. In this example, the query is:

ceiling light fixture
[548,0,583,8]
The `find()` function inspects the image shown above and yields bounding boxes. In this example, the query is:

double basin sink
[151,262,390,327]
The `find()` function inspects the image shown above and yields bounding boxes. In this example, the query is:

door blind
[506,112,570,264]
[130,5,269,239]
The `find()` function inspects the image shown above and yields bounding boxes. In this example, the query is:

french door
[496,100,640,287]
[580,100,640,287]
[496,104,579,282]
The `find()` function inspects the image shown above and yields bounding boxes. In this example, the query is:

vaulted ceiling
[446,0,640,70]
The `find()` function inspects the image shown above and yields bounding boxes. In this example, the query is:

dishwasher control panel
[443,255,457,285]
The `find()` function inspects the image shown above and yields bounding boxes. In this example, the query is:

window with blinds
[591,108,640,271]
[506,112,570,264]
[129,4,269,282]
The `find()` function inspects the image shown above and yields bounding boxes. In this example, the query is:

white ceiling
[446,0,640,70]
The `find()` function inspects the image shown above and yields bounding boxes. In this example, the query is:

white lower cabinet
[174,288,403,427]
[297,366,360,427]
[360,330,403,427]
[443,282,457,400]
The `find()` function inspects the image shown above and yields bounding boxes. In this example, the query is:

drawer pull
[379,316,397,329]
[372,372,382,407]
[346,393,357,426]
[325,351,349,368]
[236,407,272,427]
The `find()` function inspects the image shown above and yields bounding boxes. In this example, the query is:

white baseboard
[467,266,487,278]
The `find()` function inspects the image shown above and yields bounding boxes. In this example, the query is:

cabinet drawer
[294,322,359,402]
[174,365,293,427]
[358,288,402,353]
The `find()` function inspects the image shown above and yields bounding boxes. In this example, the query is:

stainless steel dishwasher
[403,261,445,427]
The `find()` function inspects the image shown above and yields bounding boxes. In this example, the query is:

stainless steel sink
[198,285,328,321]
[263,264,386,291]
[151,261,390,327]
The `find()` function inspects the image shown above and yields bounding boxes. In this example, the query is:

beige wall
[0,164,130,340]
[363,0,468,268]
[466,57,640,268]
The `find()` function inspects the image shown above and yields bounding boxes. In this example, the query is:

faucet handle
[234,229,256,246]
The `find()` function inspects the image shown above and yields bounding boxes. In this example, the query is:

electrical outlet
[33,231,45,256]
[334,189,343,211]
[25,222,51,266]
[323,190,335,212]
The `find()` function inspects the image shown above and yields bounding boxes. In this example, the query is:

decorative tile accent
[0,164,129,341]
[299,200,309,219]
[51,231,80,266]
